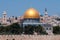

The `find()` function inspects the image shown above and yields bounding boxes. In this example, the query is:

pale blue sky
[0,0,60,17]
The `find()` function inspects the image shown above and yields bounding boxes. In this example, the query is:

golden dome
[24,8,40,19]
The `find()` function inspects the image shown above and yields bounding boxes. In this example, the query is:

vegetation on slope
[0,23,47,35]
[53,26,60,34]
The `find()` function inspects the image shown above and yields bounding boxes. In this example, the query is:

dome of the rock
[24,8,40,19]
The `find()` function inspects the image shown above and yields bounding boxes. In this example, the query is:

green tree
[24,25,34,35]
[53,26,60,34]
[0,26,4,34]
[34,25,48,35]
[0,23,23,35]
[9,23,23,34]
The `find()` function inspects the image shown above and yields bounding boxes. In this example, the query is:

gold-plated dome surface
[24,8,40,19]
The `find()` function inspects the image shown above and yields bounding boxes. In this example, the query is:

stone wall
[0,35,60,40]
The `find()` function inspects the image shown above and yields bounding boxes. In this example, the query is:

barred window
[12,39,15,40]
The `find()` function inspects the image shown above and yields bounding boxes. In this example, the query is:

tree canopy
[53,26,60,34]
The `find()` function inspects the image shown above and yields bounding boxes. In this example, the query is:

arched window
[6,39,8,40]
[12,39,15,40]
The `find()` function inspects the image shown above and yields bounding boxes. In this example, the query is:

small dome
[24,8,40,19]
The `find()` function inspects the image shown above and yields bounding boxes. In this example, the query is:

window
[49,28,51,30]
[46,28,48,30]
[41,18,43,20]
[4,16,5,18]
[6,39,8,40]
[12,39,15,40]
[15,17,17,20]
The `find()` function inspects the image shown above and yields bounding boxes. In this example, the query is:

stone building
[0,8,60,35]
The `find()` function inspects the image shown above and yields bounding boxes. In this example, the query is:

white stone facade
[0,11,60,26]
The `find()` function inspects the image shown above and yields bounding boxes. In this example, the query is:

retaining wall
[0,35,60,40]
